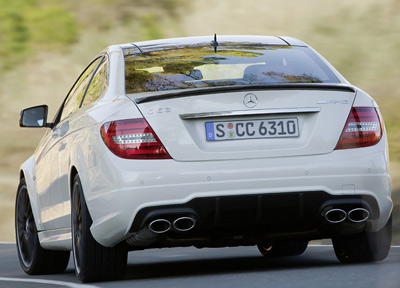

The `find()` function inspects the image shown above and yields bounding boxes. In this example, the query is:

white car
[16,35,392,282]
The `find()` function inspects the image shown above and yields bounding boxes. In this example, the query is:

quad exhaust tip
[172,216,196,232]
[324,207,370,224]
[348,208,370,223]
[149,219,171,234]
[325,209,347,224]
[148,215,197,234]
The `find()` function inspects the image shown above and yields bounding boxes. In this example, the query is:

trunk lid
[127,86,356,161]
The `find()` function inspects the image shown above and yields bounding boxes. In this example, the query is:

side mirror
[19,105,52,128]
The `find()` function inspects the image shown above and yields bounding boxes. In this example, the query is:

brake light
[100,118,171,159]
[335,107,382,150]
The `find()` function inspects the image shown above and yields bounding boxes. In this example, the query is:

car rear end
[88,36,391,252]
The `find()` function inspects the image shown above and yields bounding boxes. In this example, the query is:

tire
[15,178,70,275]
[332,215,392,263]
[71,174,127,283]
[257,240,308,257]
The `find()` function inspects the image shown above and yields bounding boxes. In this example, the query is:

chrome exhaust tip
[172,216,196,232]
[325,209,347,224]
[348,208,370,223]
[149,219,171,234]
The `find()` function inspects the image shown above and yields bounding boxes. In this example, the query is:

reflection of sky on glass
[197,63,261,80]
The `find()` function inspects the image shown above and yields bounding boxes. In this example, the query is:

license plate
[205,118,299,141]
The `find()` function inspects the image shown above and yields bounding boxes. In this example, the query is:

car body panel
[37,228,72,251]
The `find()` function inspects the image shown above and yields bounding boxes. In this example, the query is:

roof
[119,35,307,53]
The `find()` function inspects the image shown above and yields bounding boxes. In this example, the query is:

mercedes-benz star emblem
[243,93,258,108]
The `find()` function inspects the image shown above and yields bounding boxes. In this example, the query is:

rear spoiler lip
[134,83,356,104]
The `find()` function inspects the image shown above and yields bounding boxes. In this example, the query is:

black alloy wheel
[71,174,128,282]
[15,178,70,275]
[332,215,392,263]
[72,178,83,276]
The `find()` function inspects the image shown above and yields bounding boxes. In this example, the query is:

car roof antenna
[211,33,219,53]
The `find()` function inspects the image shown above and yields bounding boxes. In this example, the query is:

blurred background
[0,0,399,244]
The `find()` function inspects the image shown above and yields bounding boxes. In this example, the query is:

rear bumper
[128,192,381,248]
[84,141,392,247]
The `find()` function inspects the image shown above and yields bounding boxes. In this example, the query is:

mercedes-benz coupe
[16,35,392,282]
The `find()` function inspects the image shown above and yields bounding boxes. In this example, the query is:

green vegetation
[0,0,189,70]
[140,15,164,40]
[0,0,79,70]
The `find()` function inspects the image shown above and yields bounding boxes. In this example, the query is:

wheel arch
[69,166,79,199]
[68,163,92,224]
[19,156,43,231]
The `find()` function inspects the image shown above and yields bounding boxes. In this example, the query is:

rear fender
[67,119,102,225]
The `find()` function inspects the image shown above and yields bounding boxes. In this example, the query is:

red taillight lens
[335,107,382,150]
[100,118,171,159]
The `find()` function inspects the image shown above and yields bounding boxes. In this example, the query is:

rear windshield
[124,43,340,94]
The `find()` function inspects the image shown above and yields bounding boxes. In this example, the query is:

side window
[60,57,102,121]
[81,56,108,107]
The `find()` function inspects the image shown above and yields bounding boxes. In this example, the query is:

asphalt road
[0,243,399,288]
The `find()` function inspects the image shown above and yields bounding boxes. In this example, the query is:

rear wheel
[71,174,127,283]
[15,178,70,275]
[257,240,308,257]
[332,215,392,263]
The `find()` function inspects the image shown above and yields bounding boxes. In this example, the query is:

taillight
[100,118,171,159]
[335,107,382,150]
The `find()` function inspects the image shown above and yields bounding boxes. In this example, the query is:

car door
[35,57,102,231]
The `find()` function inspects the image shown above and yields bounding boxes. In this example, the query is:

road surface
[0,243,399,288]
